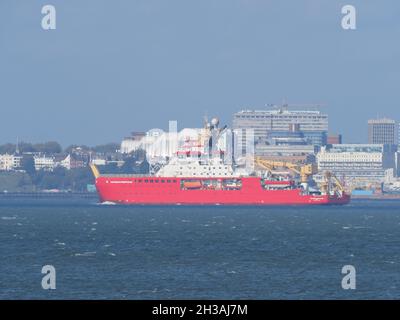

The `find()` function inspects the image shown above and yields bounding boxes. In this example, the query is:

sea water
[0,198,399,299]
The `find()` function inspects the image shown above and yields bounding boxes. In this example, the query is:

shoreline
[351,194,400,200]
[0,192,98,199]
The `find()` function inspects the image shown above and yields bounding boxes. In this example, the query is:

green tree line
[0,142,120,155]
[9,149,149,192]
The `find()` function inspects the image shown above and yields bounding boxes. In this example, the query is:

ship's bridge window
[150,180,153,183]
[139,180,142,183]
[155,180,159,183]
[167,180,171,183]
[161,180,165,183]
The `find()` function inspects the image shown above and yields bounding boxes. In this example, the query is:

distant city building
[327,134,342,145]
[251,123,318,163]
[368,118,397,145]
[396,151,400,177]
[255,144,317,164]
[265,123,327,146]
[398,122,400,147]
[233,107,328,134]
[0,154,22,171]
[91,158,106,166]
[104,160,125,167]
[317,144,397,188]
[34,155,55,171]
[233,107,328,154]
[58,154,86,170]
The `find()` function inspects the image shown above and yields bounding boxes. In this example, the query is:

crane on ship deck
[254,157,318,184]
[319,171,346,196]
[254,157,345,195]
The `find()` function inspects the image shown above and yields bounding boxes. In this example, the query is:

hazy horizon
[1,0,399,146]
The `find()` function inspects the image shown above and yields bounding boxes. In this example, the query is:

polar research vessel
[90,118,350,206]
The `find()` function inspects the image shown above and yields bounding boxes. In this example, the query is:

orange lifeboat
[183,181,202,189]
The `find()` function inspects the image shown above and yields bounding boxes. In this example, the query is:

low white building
[91,158,106,166]
[0,154,22,171]
[317,144,396,188]
[59,154,72,170]
[34,155,55,171]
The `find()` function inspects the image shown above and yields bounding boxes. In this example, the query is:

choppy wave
[99,201,116,205]
[74,251,96,257]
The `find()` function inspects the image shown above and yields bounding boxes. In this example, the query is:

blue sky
[0,0,399,146]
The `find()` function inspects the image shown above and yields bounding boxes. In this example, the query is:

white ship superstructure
[156,156,236,178]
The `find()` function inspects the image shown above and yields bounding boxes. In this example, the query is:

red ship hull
[95,176,350,206]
